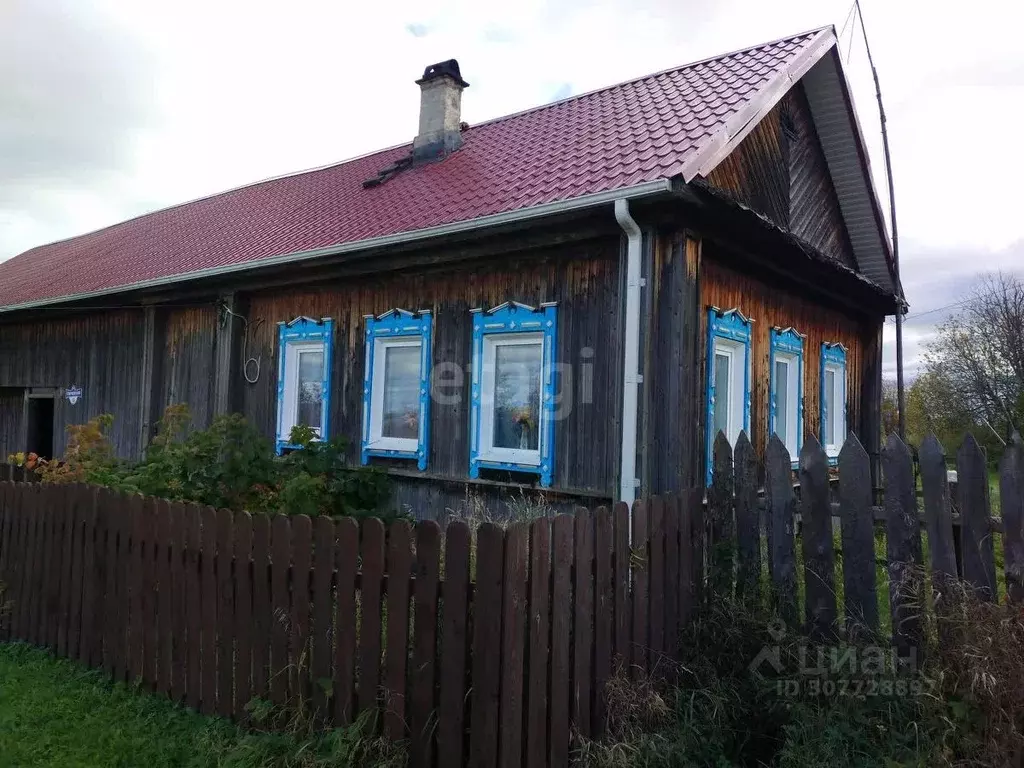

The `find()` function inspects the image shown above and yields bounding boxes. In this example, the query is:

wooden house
[0,28,901,514]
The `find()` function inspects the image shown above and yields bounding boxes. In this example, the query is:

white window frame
[711,337,746,448]
[771,351,802,458]
[478,332,545,467]
[822,361,847,457]
[280,341,326,441]
[365,336,423,454]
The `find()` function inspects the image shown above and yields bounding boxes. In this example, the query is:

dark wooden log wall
[646,232,702,493]
[705,86,858,271]
[238,238,622,498]
[0,387,23,459]
[160,307,218,431]
[699,251,879,470]
[0,311,147,457]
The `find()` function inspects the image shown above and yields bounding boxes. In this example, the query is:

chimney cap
[416,59,469,88]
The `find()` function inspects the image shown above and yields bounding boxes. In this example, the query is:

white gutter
[0,179,674,314]
[614,198,642,505]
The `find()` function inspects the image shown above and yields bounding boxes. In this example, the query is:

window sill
[383,466,612,501]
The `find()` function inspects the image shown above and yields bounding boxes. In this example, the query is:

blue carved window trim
[470,301,557,487]
[769,327,806,467]
[705,307,752,486]
[275,316,333,454]
[820,342,848,462]
[360,309,433,470]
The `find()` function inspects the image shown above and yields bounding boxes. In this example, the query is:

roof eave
[0,179,676,314]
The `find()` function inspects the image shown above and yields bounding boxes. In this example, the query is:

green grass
[0,643,405,768]
[0,643,240,767]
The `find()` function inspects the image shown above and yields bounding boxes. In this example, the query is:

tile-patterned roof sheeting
[0,29,827,308]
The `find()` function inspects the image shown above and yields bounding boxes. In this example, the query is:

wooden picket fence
[0,464,37,483]
[0,482,703,768]
[706,429,1024,656]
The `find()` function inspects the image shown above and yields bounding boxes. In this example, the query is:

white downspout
[615,198,642,505]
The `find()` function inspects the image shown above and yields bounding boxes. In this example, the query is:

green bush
[40,405,395,520]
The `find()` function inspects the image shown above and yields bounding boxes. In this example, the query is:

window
[276,317,333,453]
[705,308,752,486]
[820,343,848,459]
[470,302,557,487]
[769,327,805,462]
[361,309,432,470]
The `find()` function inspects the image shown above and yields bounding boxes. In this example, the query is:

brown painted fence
[707,429,1024,654]
[0,482,702,768]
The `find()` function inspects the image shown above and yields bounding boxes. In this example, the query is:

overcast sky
[2,0,1022,378]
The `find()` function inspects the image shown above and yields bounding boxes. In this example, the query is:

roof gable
[0,26,894,311]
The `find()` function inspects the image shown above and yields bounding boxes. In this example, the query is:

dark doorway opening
[26,395,54,460]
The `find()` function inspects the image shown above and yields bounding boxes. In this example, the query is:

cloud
[405,22,429,38]
[0,1,164,253]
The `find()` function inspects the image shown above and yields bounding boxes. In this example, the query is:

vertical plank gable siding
[0,311,148,457]
[699,255,871,467]
[0,482,699,768]
[705,88,857,270]
[239,240,622,495]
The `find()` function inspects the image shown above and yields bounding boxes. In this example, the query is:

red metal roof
[0,28,832,309]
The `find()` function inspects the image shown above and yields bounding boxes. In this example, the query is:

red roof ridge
[465,25,834,132]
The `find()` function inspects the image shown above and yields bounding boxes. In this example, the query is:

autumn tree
[923,271,1024,444]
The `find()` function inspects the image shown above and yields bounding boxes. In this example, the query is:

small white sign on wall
[65,385,83,405]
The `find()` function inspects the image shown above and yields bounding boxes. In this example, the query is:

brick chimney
[413,60,469,161]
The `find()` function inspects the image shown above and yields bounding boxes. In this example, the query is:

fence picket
[168,502,188,701]
[311,516,334,721]
[36,486,53,647]
[838,434,879,637]
[800,436,837,641]
[958,434,997,601]
[612,502,630,664]
[709,432,735,597]
[920,435,958,619]
[1001,433,1024,603]
[678,490,698,630]
[333,518,358,725]
[251,513,271,703]
[549,514,573,768]
[269,514,291,707]
[357,518,385,718]
[438,520,471,768]
[526,517,552,768]
[290,515,312,709]
[884,434,923,663]
[199,506,218,714]
[141,497,159,687]
[734,433,760,602]
[498,522,528,768]
[56,485,75,657]
[766,436,797,627]
[594,506,614,721]
[184,504,202,709]
[647,498,665,670]
[79,487,100,665]
[216,507,236,717]
[572,509,595,738]
[630,500,649,676]
[155,499,173,696]
[410,521,441,768]
[234,512,254,718]
[384,521,412,741]
[469,523,504,768]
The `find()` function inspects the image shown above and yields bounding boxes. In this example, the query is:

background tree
[920,271,1024,454]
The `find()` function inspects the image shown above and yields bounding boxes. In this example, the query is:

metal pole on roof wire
[855,0,907,439]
